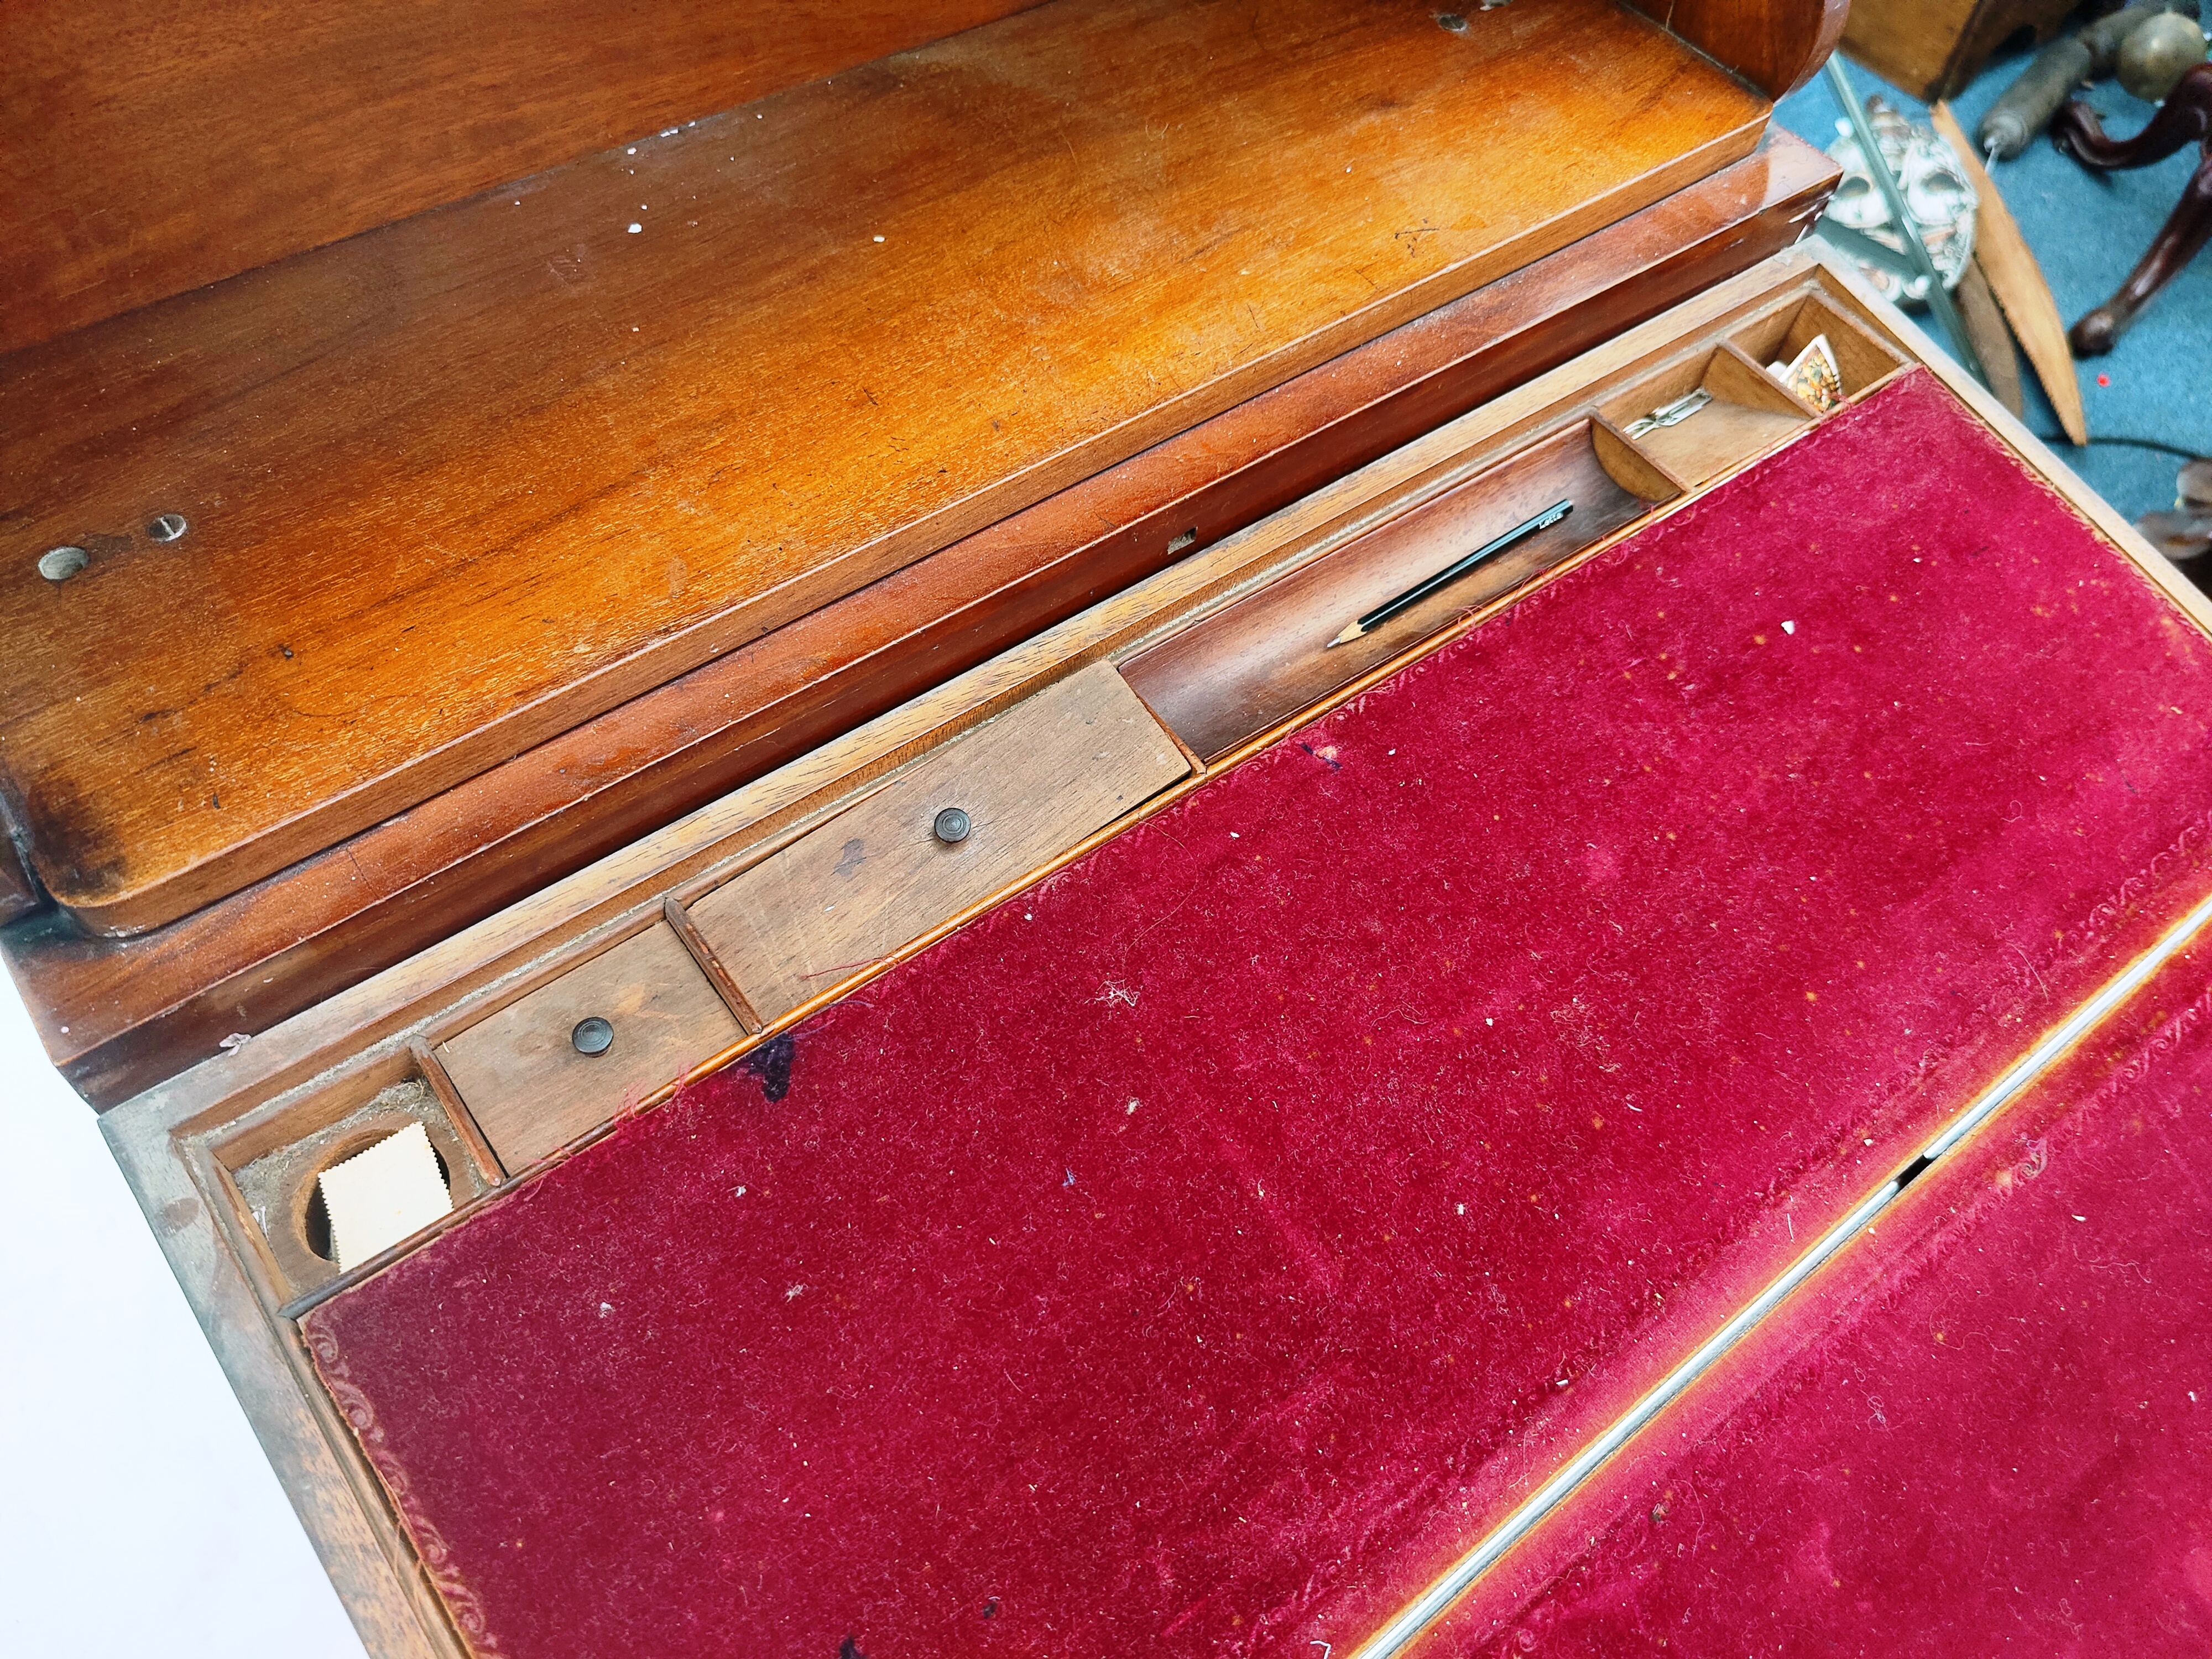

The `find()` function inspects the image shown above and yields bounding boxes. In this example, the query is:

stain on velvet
[303,372,2212,1659]
[1436,937,2212,1656]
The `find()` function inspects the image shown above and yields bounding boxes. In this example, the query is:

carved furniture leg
[2052,64,2212,354]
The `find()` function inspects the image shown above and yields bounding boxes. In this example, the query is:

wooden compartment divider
[662,897,765,1036]
[1591,415,1694,499]
[1601,342,1815,487]
[1729,290,1913,400]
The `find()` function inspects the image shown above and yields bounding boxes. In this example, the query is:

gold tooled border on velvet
[1348,883,2212,1659]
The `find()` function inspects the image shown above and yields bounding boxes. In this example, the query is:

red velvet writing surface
[305,373,2212,1659]
[1434,937,2212,1656]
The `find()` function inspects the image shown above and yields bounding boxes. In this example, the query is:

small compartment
[436,922,748,1172]
[1124,419,1673,761]
[690,662,1189,1024]
[1729,290,1910,406]
[225,1062,497,1298]
[1599,344,1817,491]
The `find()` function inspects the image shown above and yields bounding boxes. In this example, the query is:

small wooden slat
[1929,101,2089,446]
[662,895,763,1034]
[0,0,1767,935]
[692,663,1187,1023]
[408,1040,507,1186]
[436,922,743,1170]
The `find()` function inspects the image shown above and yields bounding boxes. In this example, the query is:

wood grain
[3,132,1840,1110]
[89,243,2212,1659]
[1123,422,1661,760]
[0,0,1766,935]
[692,663,1186,1022]
[436,921,743,1170]
[0,1,1042,353]
[1629,0,1850,95]
[1957,258,2026,418]
[1930,101,2089,445]
[1730,290,1911,398]
[1601,346,1812,487]
[1840,0,2078,101]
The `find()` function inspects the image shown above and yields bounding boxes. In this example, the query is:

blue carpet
[1777,49,2210,522]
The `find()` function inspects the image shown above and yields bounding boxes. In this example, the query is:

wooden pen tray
[93,246,2203,1659]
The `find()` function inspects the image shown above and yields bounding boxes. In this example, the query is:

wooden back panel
[0,0,1039,352]
[0,0,1767,935]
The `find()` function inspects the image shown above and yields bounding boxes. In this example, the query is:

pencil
[1328,498,1573,648]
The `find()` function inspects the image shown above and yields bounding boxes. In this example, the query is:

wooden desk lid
[0,0,1766,936]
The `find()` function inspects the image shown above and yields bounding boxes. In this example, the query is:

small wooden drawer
[436,922,745,1170]
[688,661,1189,1022]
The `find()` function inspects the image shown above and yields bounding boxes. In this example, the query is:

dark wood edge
[408,1041,508,1187]
[662,895,765,1034]
[8,131,1842,1108]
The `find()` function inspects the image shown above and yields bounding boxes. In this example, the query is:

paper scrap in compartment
[319,1121,451,1270]
[1769,333,1845,414]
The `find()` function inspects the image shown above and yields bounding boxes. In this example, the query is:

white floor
[0,975,368,1657]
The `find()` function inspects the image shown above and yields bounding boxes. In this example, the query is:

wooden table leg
[2053,64,2212,353]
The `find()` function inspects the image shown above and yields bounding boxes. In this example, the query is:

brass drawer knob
[571,1016,615,1057]
[932,806,972,844]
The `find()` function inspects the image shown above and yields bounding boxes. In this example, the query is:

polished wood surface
[0,0,1765,937]
[0,0,1041,353]
[6,132,1841,1109]
[1629,0,1849,96]
[692,663,1187,1024]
